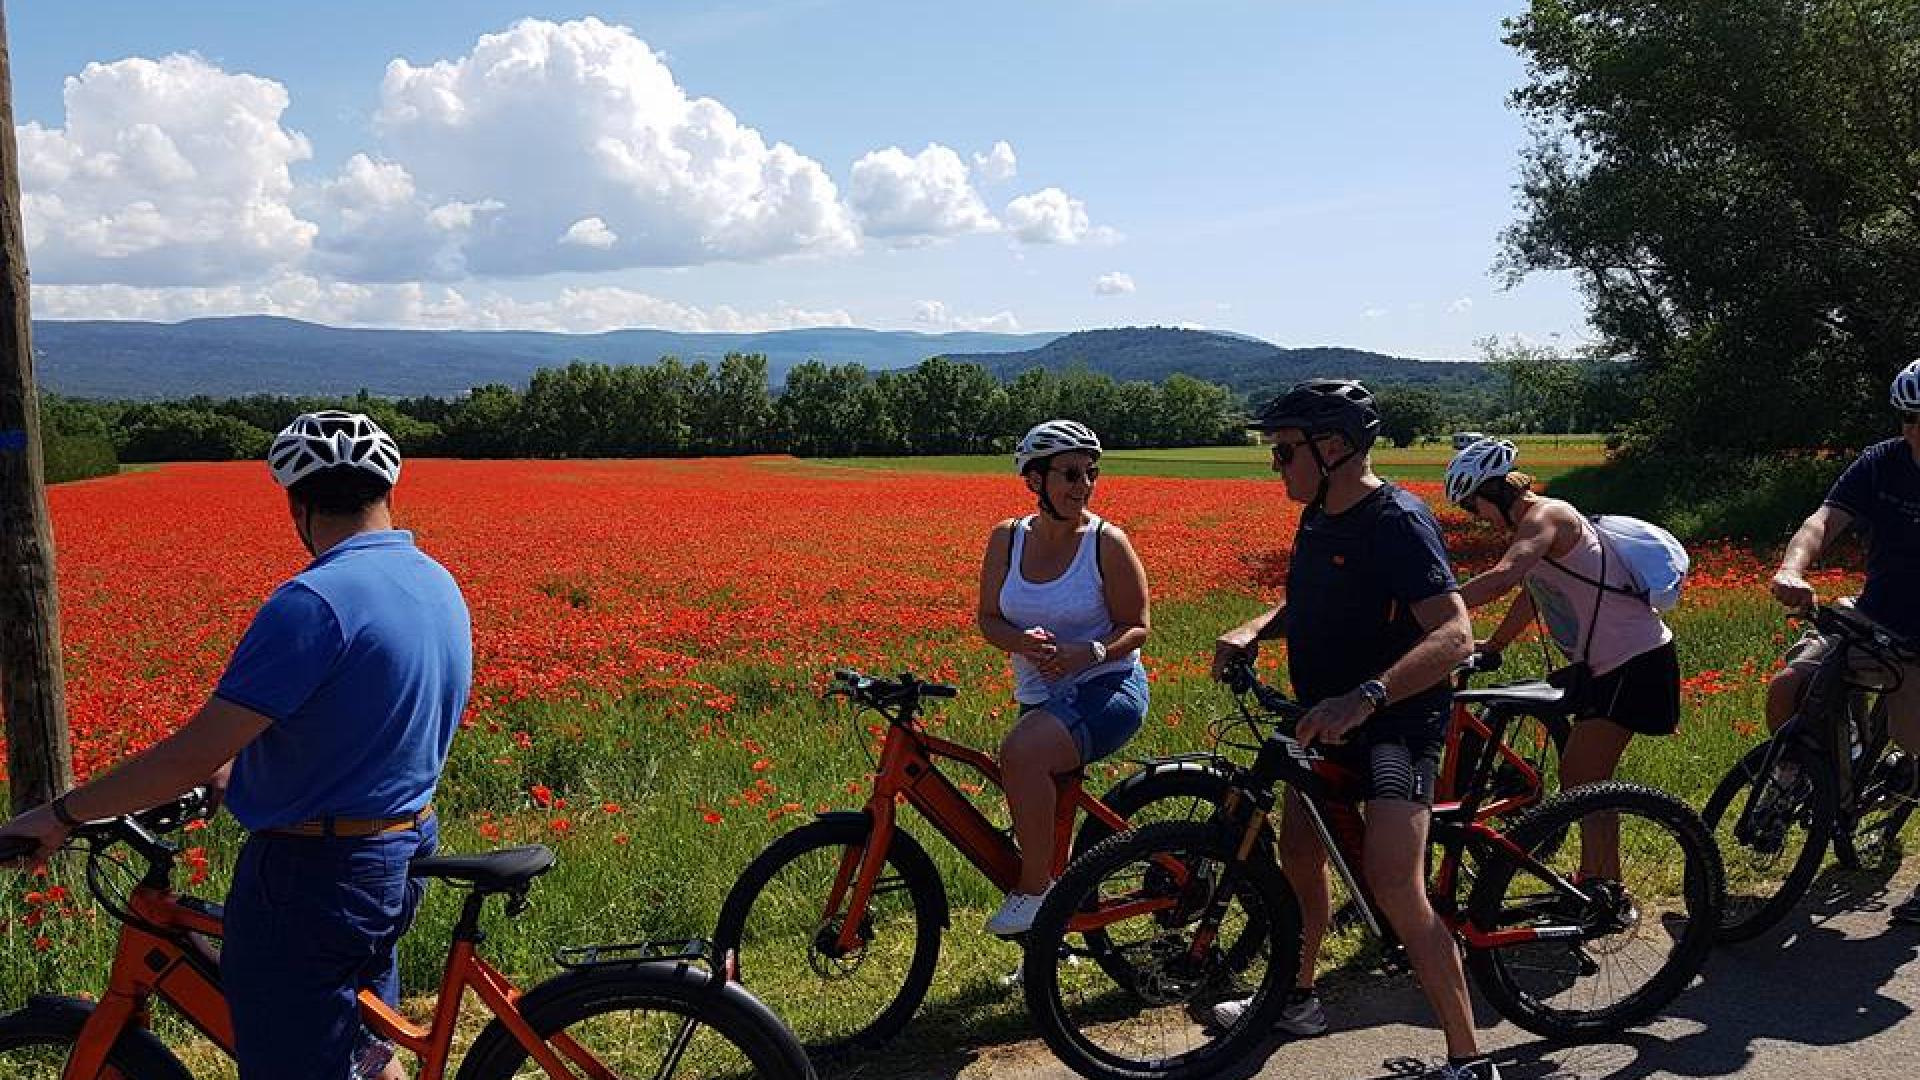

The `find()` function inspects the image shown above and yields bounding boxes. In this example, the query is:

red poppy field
[0,456,1852,1058]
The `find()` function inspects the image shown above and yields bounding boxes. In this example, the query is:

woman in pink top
[1445,439,1679,881]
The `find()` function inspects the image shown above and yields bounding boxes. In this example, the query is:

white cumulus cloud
[1449,296,1474,314]
[848,143,998,242]
[971,140,1017,183]
[371,16,858,273]
[19,54,316,285]
[560,217,619,249]
[912,299,1020,332]
[1094,271,1135,296]
[1004,187,1112,245]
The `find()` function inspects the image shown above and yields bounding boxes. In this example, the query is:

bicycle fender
[811,810,952,931]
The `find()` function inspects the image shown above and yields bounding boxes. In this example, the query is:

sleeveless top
[999,515,1141,704]
[1525,514,1672,677]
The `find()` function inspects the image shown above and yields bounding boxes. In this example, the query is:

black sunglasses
[1048,465,1101,484]
[1269,434,1331,466]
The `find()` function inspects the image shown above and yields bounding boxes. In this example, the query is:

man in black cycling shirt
[1210,380,1496,1080]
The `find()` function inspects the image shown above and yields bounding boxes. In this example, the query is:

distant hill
[29,318,1487,401]
[950,327,1492,398]
[29,317,1059,400]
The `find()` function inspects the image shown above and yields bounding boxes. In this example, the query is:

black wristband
[50,794,82,828]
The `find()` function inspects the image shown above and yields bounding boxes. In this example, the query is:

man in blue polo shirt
[1770,358,1920,923]
[1,411,471,1079]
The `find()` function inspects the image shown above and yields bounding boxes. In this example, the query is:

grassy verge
[814,437,1608,485]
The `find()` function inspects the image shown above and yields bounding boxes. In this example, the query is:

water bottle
[349,1026,394,1080]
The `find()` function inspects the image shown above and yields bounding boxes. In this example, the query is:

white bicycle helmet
[268,411,403,489]
[1014,420,1102,473]
[1892,359,1920,411]
[1445,437,1519,506]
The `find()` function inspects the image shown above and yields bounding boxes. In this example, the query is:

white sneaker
[1205,990,1327,1035]
[986,889,1048,936]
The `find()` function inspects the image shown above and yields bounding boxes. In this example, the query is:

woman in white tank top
[975,421,1152,935]
[1446,439,1679,885]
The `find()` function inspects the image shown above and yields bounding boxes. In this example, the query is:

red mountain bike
[1020,661,1723,1080]
[0,790,813,1080]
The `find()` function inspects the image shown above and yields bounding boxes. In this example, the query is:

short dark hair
[289,465,392,515]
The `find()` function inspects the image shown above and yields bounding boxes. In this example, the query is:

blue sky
[11,2,1585,357]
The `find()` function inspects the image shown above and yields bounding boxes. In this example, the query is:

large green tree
[1502,0,1920,452]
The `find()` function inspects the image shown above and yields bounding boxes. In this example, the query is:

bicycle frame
[62,879,606,1080]
[1069,696,1596,952]
[830,715,1135,953]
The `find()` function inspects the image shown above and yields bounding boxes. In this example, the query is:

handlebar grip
[1473,648,1503,673]
[921,684,958,699]
[831,669,862,683]
[0,836,41,862]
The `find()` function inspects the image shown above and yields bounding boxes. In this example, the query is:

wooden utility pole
[0,1,74,814]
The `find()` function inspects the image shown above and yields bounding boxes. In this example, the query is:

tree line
[38,354,1252,479]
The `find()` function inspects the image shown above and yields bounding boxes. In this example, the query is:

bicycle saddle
[411,845,557,891]
[1452,681,1569,711]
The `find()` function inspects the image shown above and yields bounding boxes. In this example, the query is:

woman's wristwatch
[1089,640,1109,664]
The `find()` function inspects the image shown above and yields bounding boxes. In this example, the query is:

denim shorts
[1021,666,1150,764]
[222,815,438,1080]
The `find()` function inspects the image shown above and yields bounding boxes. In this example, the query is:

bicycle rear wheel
[1465,781,1722,1040]
[1024,820,1300,1080]
[455,963,814,1080]
[1700,741,1838,942]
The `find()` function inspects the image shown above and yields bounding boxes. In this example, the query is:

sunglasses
[1269,434,1332,466]
[1048,465,1101,484]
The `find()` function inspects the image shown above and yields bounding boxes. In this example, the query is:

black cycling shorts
[1320,735,1443,806]
[1573,642,1681,736]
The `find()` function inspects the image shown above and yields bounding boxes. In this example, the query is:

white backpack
[1545,514,1689,614]
[1588,515,1691,612]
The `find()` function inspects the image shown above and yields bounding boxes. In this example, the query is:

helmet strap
[298,503,318,557]
[1306,437,1360,513]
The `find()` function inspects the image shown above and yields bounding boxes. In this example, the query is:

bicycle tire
[1836,705,1916,870]
[455,963,815,1080]
[0,996,192,1080]
[1023,819,1301,1080]
[1464,781,1722,1040]
[1701,741,1838,943]
[710,815,944,1060]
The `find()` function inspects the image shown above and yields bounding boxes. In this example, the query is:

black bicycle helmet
[1249,378,1380,453]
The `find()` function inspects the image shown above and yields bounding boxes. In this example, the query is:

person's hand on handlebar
[1297,687,1371,748]
[1212,630,1258,682]
[0,802,71,872]
[1770,571,1816,610]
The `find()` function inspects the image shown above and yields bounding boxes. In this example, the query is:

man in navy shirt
[1770,359,1920,923]
[2,411,472,1078]
[1209,380,1493,1080]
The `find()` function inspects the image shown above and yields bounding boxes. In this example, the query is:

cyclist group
[4,357,1920,1079]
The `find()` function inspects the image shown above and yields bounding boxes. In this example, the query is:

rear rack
[554,938,710,971]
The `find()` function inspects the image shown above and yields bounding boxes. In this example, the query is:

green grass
[0,576,1808,1077]
[815,436,1608,486]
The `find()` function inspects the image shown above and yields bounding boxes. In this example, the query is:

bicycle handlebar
[0,788,212,864]
[1798,603,1920,660]
[829,669,958,712]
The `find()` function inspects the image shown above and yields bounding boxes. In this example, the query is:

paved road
[874,873,1920,1080]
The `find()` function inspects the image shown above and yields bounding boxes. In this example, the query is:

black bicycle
[1703,602,1920,942]
[1021,662,1723,1080]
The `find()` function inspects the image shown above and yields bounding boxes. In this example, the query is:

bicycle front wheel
[1700,741,1837,942]
[0,997,192,1080]
[1465,781,1722,1040]
[1024,820,1300,1080]
[454,964,814,1080]
[710,815,943,1060]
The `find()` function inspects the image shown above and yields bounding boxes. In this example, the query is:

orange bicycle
[0,789,813,1080]
[711,669,1230,1060]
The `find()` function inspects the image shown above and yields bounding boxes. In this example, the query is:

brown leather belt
[258,806,433,839]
